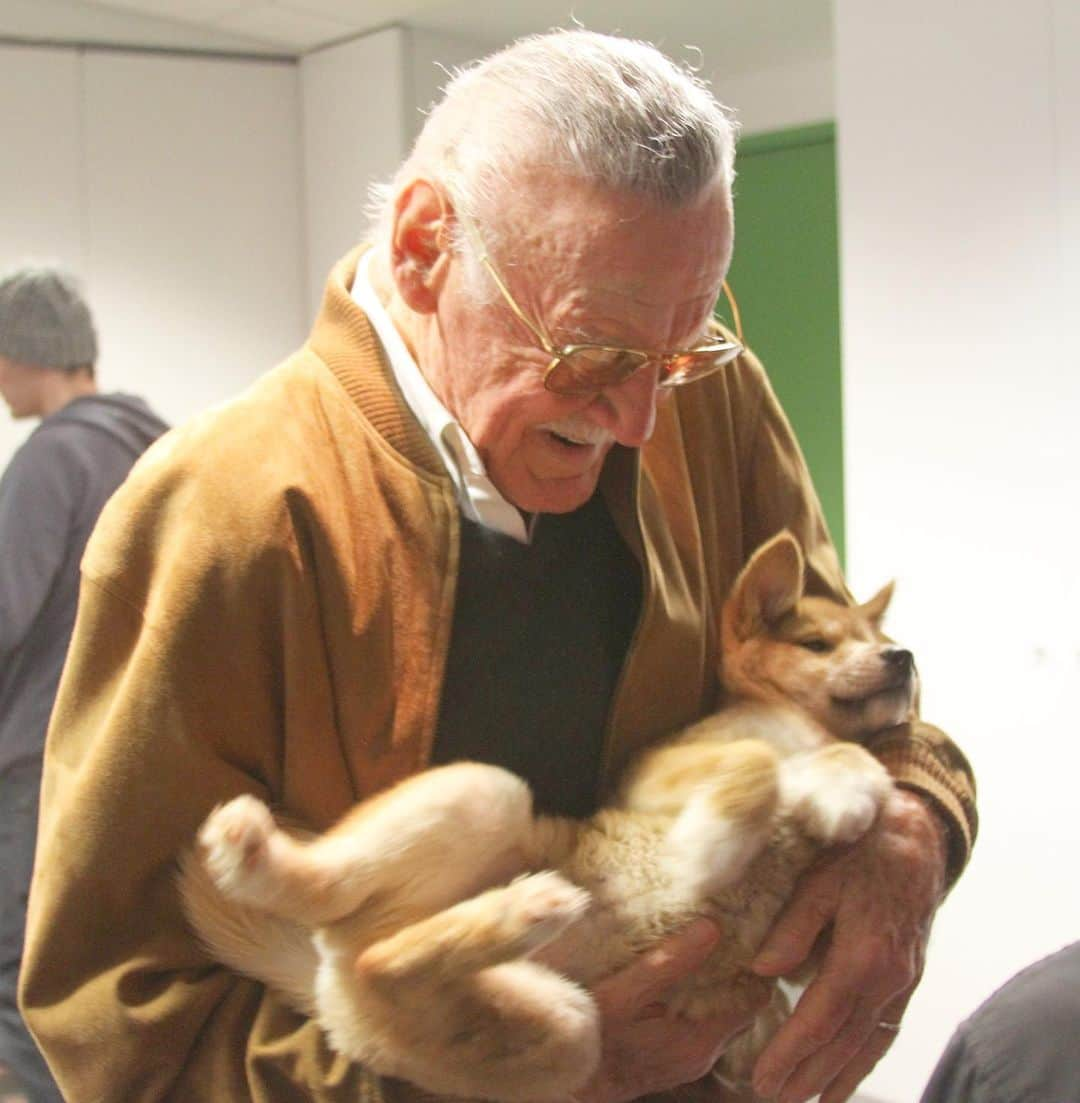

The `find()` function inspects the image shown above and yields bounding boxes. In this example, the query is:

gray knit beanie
[0,265,98,370]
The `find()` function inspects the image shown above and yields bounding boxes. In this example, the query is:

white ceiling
[0,0,833,72]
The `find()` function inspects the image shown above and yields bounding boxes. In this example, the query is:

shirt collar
[350,250,532,543]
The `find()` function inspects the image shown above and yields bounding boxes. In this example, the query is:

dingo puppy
[180,530,915,1101]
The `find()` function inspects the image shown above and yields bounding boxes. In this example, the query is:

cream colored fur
[179,530,916,1102]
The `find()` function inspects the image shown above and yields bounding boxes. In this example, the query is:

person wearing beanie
[0,265,169,1103]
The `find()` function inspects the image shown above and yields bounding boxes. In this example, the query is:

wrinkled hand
[574,918,766,1103]
[749,789,948,1103]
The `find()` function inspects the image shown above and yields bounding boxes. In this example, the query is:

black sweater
[432,491,642,817]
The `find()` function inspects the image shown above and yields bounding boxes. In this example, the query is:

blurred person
[919,940,1080,1103]
[19,31,975,1103]
[0,266,168,1102]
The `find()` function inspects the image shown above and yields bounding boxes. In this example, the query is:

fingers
[578,919,762,1103]
[576,1003,758,1103]
[751,788,943,1102]
[595,917,721,1014]
[818,997,909,1103]
[751,964,854,1099]
[753,990,904,1101]
[656,1008,758,1082]
[752,862,840,978]
[753,953,914,1102]
[751,864,923,1101]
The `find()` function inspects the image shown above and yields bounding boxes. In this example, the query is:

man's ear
[723,531,804,642]
[390,178,451,314]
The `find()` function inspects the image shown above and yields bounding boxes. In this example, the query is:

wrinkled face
[0,355,48,419]
[426,172,733,514]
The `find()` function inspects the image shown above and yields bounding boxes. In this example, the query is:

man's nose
[595,365,660,448]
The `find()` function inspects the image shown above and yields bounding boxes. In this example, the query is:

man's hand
[574,918,767,1103]
[749,789,948,1103]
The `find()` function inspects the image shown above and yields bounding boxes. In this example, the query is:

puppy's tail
[178,847,318,1014]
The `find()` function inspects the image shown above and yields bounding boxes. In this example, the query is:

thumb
[599,918,721,1012]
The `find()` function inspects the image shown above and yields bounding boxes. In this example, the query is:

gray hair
[368,28,738,267]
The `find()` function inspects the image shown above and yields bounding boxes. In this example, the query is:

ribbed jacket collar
[307,247,447,479]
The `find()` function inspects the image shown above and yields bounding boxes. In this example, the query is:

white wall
[405,27,501,143]
[0,45,85,461]
[300,27,410,318]
[0,45,306,468]
[403,27,834,148]
[713,51,833,136]
[297,26,505,314]
[836,1,1080,1099]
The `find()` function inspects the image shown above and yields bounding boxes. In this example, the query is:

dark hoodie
[0,393,169,772]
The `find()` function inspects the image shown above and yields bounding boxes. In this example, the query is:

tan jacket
[20,249,976,1102]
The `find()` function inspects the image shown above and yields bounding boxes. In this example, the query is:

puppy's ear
[390,178,451,313]
[725,531,804,642]
[860,580,895,627]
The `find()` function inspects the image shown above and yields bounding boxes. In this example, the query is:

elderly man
[20,29,974,1103]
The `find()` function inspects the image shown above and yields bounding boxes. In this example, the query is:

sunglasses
[456,208,745,398]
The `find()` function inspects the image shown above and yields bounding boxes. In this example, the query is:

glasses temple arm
[720,279,744,345]
[453,203,557,351]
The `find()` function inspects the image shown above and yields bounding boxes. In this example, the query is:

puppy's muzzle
[882,647,915,680]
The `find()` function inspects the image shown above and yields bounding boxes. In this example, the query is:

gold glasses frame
[453,205,745,398]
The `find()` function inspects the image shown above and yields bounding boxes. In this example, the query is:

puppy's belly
[530,815,682,983]
[533,818,813,1007]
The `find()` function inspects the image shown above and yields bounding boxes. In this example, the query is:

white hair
[367,28,738,279]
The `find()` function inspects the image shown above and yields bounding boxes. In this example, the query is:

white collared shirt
[351,251,532,544]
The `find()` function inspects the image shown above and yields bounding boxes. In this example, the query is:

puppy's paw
[781,748,892,845]
[197,794,277,900]
[505,871,591,953]
[797,783,880,844]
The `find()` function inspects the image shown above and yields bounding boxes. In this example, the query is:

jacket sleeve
[18,460,388,1103]
[732,350,977,886]
[0,433,80,660]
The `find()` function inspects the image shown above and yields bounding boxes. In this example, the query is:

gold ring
[878,1021,901,1033]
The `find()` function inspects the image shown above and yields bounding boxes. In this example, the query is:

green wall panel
[717,123,845,564]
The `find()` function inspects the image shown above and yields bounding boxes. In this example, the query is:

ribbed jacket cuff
[869,726,977,890]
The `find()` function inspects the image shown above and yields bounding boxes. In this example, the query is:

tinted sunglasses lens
[659,344,742,388]
[544,347,647,395]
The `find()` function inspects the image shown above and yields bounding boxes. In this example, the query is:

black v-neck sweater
[431,492,642,817]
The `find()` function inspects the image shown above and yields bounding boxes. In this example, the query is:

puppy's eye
[798,638,832,653]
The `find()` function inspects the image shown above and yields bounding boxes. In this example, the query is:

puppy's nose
[883,647,914,675]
